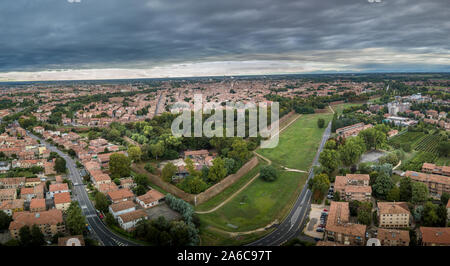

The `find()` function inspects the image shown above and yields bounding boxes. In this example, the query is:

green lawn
[195,161,265,212]
[256,112,332,170]
[332,103,363,115]
[198,171,307,232]
[199,226,272,246]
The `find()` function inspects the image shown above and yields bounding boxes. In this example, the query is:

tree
[349,200,361,216]
[162,162,177,182]
[134,185,147,196]
[66,202,87,235]
[184,157,201,178]
[317,118,325,128]
[319,149,339,174]
[0,211,12,232]
[440,192,450,206]
[338,136,365,167]
[333,191,341,201]
[18,226,32,247]
[359,128,386,150]
[387,187,400,202]
[144,163,155,173]
[128,145,142,162]
[260,165,278,182]
[30,224,45,246]
[422,201,439,226]
[94,192,109,213]
[437,141,450,157]
[228,139,250,164]
[399,177,413,202]
[223,158,236,175]
[109,153,131,179]
[150,142,165,160]
[324,139,337,150]
[68,149,76,157]
[54,157,67,174]
[372,173,394,200]
[208,157,227,182]
[105,212,118,227]
[411,182,429,204]
[134,173,150,187]
[309,173,330,200]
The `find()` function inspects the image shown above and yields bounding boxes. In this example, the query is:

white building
[109,201,136,219]
[118,210,148,231]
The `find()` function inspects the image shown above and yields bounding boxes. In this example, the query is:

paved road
[26,130,139,246]
[248,121,332,246]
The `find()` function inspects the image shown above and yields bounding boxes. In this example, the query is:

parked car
[366,232,369,238]
[316,228,324,232]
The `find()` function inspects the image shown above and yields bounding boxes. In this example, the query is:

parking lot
[144,202,181,221]
[304,204,329,239]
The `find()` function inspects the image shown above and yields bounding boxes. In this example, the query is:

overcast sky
[0,0,449,81]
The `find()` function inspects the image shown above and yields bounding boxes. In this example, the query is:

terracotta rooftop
[54,192,71,205]
[118,209,147,223]
[137,189,165,204]
[107,188,134,201]
[377,228,410,243]
[378,202,410,215]
[29,198,46,210]
[110,201,135,213]
[420,227,450,245]
[9,209,64,230]
[49,183,69,192]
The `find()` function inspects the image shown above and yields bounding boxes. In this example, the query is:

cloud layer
[0,0,449,80]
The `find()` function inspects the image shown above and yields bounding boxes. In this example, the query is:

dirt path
[195,172,260,214]
[328,105,335,114]
[206,219,279,237]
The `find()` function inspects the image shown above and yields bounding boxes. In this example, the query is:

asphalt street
[249,121,332,246]
[26,130,139,246]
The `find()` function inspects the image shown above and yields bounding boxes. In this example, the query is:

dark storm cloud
[0,0,449,72]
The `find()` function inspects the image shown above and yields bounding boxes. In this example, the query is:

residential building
[335,123,373,139]
[377,202,410,228]
[420,227,450,246]
[48,183,70,198]
[405,171,450,198]
[9,209,65,239]
[117,209,148,231]
[109,201,136,219]
[334,174,372,201]
[422,163,450,177]
[325,201,366,246]
[0,199,25,216]
[54,192,71,211]
[377,229,410,246]
[107,188,135,204]
[29,198,46,212]
[136,190,164,209]
[0,188,17,202]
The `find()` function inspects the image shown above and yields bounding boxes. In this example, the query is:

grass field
[436,157,450,166]
[256,112,332,170]
[198,171,307,232]
[195,161,265,212]
[332,103,363,115]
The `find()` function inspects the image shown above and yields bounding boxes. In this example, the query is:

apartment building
[9,209,65,239]
[325,201,367,246]
[0,188,17,202]
[378,202,410,228]
[377,228,410,246]
[405,171,450,197]
[0,199,25,216]
[54,192,71,212]
[422,163,450,177]
[420,227,450,246]
[335,123,373,139]
[29,198,46,212]
[334,174,372,201]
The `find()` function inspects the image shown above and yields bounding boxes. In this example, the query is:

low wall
[133,156,259,205]
[194,156,259,205]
